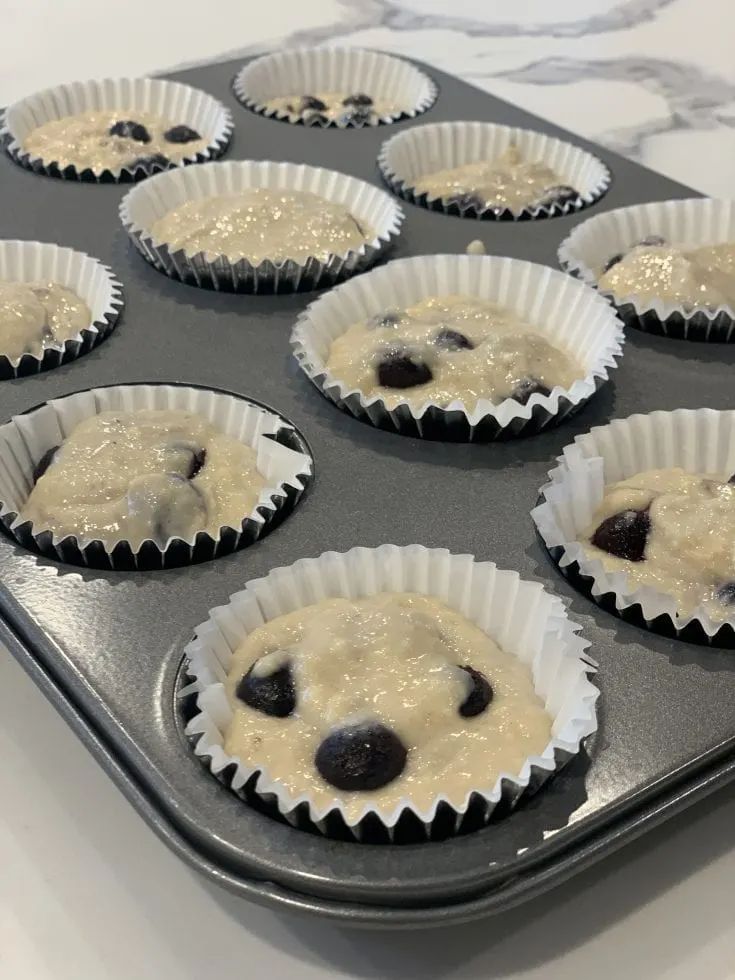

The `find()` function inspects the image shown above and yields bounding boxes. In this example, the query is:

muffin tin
[1,55,735,927]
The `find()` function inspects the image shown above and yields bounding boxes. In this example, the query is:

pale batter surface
[22,410,266,550]
[264,91,403,125]
[598,241,735,310]
[22,109,209,174]
[412,144,577,214]
[150,188,372,264]
[224,593,552,820]
[0,281,90,363]
[325,294,583,410]
[582,467,735,620]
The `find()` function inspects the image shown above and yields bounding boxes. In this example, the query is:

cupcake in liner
[0,239,123,380]
[378,121,611,220]
[531,408,735,646]
[1,77,233,183]
[119,160,404,293]
[290,254,625,441]
[233,47,437,129]
[0,383,313,571]
[558,198,735,341]
[182,544,598,843]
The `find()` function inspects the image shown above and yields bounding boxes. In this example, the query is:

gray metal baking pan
[1,55,734,928]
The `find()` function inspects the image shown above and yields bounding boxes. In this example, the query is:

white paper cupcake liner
[531,408,735,645]
[1,77,233,183]
[233,47,438,129]
[378,121,611,221]
[0,383,313,571]
[291,254,624,441]
[182,544,598,843]
[119,160,404,293]
[558,198,735,341]
[0,240,123,379]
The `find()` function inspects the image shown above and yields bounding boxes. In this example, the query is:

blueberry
[315,722,407,791]
[299,95,327,112]
[186,447,206,479]
[446,193,485,212]
[148,474,206,542]
[236,657,296,718]
[33,445,59,483]
[109,120,151,143]
[435,328,474,351]
[128,153,171,171]
[342,93,373,107]
[370,309,403,329]
[458,665,493,718]
[376,351,433,389]
[591,508,650,562]
[637,235,666,248]
[716,582,735,605]
[163,124,201,144]
[728,473,735,484]
[511,377,551,404]
[602,253,624,273]
[535,184,578,208]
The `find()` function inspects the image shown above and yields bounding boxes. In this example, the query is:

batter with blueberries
[21,409,265,549]
[325,294,582,410]
[582,467,735,620]
[0,281,90,363]
[263,91,402,126]
[224,592,552,820]
[22,110,208,173]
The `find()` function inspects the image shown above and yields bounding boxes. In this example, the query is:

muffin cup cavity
[183,544,598,843]
[233,47,437,129]
[532,409,735,645]
[290,253,624,441]
[558,198,735,341]
[1,77,233,183]
[119,160,404,293]
[0,383,313,570]
[378,121,611,220]
[0,240,123,379]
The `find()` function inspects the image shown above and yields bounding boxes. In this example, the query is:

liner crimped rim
[378,121,611,221]
[0,383,313,571]
[290,253,625,441]
[183,544,599,842]
[0,239,123,380]
[119,159,405,293]
[1,77,233,183]
[531,408,735,645]
[233,47,438,129]
[558,198,735,341]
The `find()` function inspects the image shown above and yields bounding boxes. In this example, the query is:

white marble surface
[2,3,735,978]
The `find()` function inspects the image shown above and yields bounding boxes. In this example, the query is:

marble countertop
[1,3,734,979]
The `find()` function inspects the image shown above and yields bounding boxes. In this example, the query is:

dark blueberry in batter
[342,93,373,107]
[602,252,624,273]
[163,124,201,144]
[435,328,474,351]
[591,508,650,562]
[299,95,327,112]
[376,351,433,389]
[458,665,493,718]
[315,721,407,791]
[109,120,151,143]
[186,447,207,480]
[151,474,206,541]
[636,235,666,248]
[511,377,551,404]
[535,184,578,208]
[128,153,171,170]
[236,657,296,718]
[33,445,59,483]
[728,473,735,484]
[370,309,403,329]
[716,582,735,605]
[446,193,485,211]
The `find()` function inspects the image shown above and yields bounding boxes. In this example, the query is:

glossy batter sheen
[22,109,209,173]
[224,593,552,819]
[412,143,575,213]
[583,467,735,619]
[264,91,402,124]
[598,242,735,310]
[0,281,90,363]
[325,294,583,410]
[150,188,372,264]
[22,410,266,549]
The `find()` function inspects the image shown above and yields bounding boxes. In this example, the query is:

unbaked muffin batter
[22,410,266,549]
[23,110,209,173]
[325,294,583,410]
[264,91,402,125]
[412,143,578,214]
[598,240,735,310]
[224,592,552,819]
[0,281,90,363]
[582,467,735,619]
[150,188,372,264]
